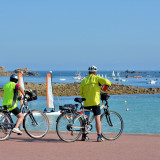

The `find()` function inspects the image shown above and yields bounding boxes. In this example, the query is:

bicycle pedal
[17,133,22,135]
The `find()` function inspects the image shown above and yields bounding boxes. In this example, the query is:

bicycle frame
[20,99,39,126]
[0,96,49,140]
[20,99,30,113]
[0,98,38,130]
[56,94,123,142]
[71,102,107,130]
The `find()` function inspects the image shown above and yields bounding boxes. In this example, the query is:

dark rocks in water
[13,68,39,76]
[123,69,146,74]
[0,66,39,76]
[123,70,137,74]
[0,66,11,76]
[123,70,132,73]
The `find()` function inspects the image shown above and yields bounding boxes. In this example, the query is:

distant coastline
[1,82,160,97]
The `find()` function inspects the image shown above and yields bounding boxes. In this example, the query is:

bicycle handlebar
[18,96,29,102]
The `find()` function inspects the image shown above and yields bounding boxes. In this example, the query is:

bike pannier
[59,104,78,112]
[24,89,37,101]
[101,93,110,101]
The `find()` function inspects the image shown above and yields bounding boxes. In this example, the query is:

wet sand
[1,132,160,160]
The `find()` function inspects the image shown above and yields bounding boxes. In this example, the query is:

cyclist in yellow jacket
[80,66,111,142]
[2,74,25,135]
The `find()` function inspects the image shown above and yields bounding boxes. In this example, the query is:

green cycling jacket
[80,74,111,107]
[2,82,18,111]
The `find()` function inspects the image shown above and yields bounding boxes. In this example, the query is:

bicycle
[56,93,124,142]
[0,93,49,141]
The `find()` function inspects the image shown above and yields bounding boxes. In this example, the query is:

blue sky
[0,0,160,71]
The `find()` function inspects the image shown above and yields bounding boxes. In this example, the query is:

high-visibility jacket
[2,82,18,111]
[80,74,111,107]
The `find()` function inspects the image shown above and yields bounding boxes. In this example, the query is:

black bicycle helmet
[88,65,97,72]
[10,74,18,83]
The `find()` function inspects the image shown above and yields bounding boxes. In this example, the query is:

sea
[0,70,160,134]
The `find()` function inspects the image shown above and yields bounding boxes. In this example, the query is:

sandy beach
[1,132,160,160]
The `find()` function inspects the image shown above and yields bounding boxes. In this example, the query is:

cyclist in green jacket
[80,65,111,142]
[2,74,25,135]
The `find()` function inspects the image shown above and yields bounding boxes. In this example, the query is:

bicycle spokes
[56,112,83,142]
[101,111,123,141]
[24,110,49,139]
[0,113,12,141]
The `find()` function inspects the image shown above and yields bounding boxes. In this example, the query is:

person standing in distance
[2,74,25,135]
[80,66,111,142]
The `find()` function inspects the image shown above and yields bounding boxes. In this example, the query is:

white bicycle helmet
[88,65,97,72]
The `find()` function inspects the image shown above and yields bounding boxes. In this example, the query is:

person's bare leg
[95,115,101,135]
[15,113,24,128]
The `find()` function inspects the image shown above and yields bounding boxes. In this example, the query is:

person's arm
[98,76,111,86]
[18,85,25,97]
[79,83,84,97]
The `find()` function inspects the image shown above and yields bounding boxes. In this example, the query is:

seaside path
[1,132,160,160]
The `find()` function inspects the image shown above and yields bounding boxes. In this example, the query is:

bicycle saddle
[74,98,86,103]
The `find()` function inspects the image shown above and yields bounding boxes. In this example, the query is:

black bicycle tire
[56,112,83,142]
[23,110,49,139]
[101,111,123,140]
[0,112,12,141]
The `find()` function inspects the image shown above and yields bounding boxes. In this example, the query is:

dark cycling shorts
[84,105,101,116]
[10,107,21,116]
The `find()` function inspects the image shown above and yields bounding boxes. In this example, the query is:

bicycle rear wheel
[0,112,12,141]
[101,111,123,140]
[23,110,49,139]
[56,112,83,142]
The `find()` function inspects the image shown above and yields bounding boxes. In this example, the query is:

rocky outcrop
[0,66,11,76]
[0,66,39,76]
[23,82,80,97]
[13,68,39,76]
[123,70,146,74]
[25,83,160,96]
[1,82,160,97]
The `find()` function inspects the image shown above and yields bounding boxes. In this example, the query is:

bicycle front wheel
[0,112,12,141]
[56,112,83,142]
[101,111,123,140]
[23,110,49,139]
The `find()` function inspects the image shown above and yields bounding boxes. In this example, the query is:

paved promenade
[1,132,160,160]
